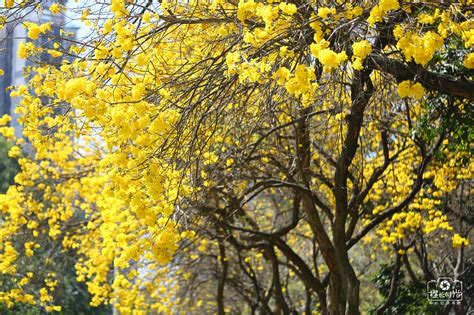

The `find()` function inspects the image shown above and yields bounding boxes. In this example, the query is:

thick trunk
[296,108,343,314]
[328,272,347,314]
[331,69,373,314]
[296,66,373,313]
[331,228,361,315]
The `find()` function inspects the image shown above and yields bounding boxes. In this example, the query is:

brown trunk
[328,272,346,314]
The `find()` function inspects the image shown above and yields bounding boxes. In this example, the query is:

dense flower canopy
[0,0,472,314]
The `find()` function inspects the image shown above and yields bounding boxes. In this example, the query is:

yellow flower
[45,305,62,312]
[131,83,145,101]
[25,22,40,40]
[272,67,291,85]
[142,11,152,23]
[317,49,347,71]
[396,31,443,65]
[24,22,51,40]
[279,2,297,15]
[368,0,399,26]
[352,58,364,70]
[102,19,113,35]
[47,49,62,58]
[0,114,11,125]
[39,287,53,303]
[0,126,14,140]
[417,12,437,25]
[452,234,469,248]
[49,3,62,15]
[379,0,400,12]
[397,80,425,100]
[237,0,257,22]
[24,242,35,257]
[352,40,372,59]
[8,145,21,158]
[463,53,474,69]
[317,7,336,19]
[351,40,372,70]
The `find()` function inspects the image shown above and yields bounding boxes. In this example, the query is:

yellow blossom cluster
[452,234,470,249]
[394,28,444,65]
[0,110,189,312]
[351,40,372,70]
[23,22,51,40]
[368,0,400,26]
[464,53,474,69]
[48,3,62,15]
[311,40,347,72]
[397,80,425,100]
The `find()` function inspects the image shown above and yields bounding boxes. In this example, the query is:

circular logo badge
[439,280,451,291]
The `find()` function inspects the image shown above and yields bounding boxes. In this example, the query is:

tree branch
[368,54,474,100]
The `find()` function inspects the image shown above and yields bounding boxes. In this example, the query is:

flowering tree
[0,0,472,314]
